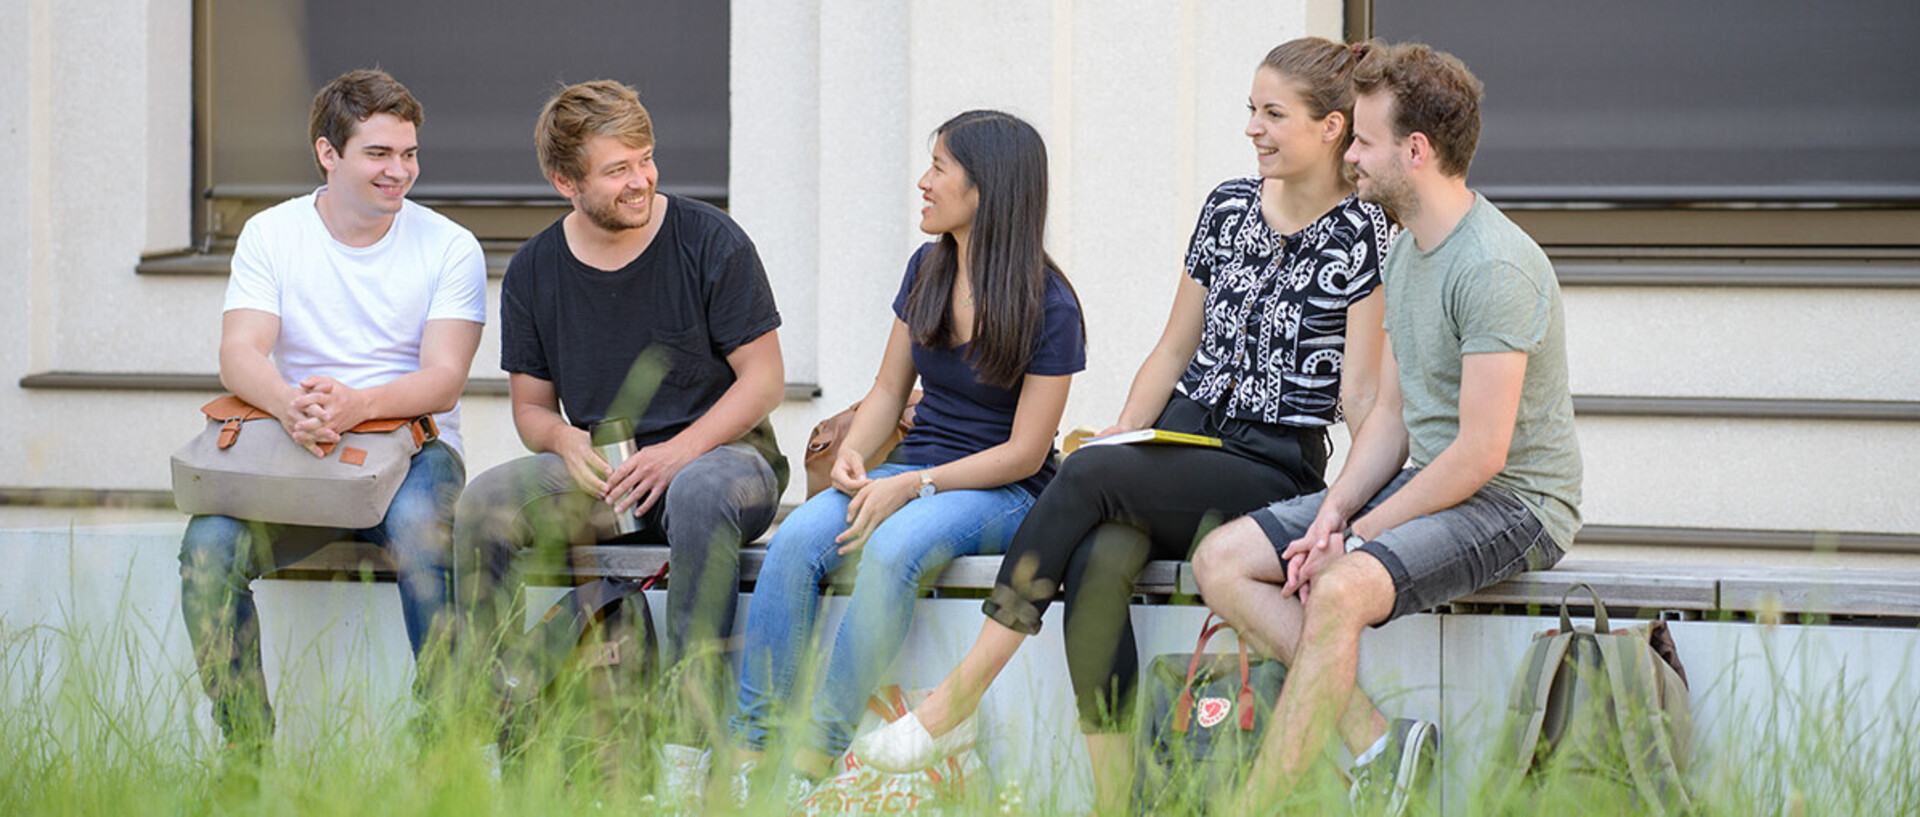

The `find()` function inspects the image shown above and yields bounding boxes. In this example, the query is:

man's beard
[1359,171,1416,220]
[580,191,651,233]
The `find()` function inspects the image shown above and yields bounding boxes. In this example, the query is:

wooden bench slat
[1456,572,1718,611]
[1719,569,1920,617]
[271,543,1186,596]
[1175,558,1722,612]
[269,545,1920,620]
[1455,558,1720,611]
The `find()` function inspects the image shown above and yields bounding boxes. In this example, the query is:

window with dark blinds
[205,0,730,203]
[1371,0,1920,204]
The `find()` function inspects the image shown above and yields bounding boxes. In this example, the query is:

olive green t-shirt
[1382,193,1583,548]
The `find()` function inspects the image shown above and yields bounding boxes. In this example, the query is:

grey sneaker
[1349,718,1438,817]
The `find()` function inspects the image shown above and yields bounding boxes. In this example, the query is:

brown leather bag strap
[201,394,433,446]
[200,394,271,423]
[216,418,245,450]
[341,414,438,444]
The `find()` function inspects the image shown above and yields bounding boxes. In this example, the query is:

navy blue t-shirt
[889,244,1086,497]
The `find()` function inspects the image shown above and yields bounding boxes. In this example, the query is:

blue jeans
[731,462,1034,756]
[178,441,464,744]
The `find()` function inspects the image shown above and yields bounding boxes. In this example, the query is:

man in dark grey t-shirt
[1191,42,1582,815]
[453,81,787,795]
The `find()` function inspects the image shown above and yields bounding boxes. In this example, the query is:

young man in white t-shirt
[178,69,488,756]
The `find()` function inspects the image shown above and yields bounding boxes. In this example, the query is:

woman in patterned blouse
[854,37,1396,810]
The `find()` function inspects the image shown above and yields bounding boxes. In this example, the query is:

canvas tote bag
[171,394,436,528]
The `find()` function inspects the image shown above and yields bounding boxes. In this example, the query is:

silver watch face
[918,481,936,499]
[1345,532,1366,553]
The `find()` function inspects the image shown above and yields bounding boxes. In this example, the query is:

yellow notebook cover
[1062,426,1222,455]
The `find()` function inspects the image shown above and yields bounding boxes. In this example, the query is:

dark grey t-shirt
[500,195,786,487]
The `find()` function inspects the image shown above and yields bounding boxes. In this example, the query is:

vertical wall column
[815,0,913,401]
[731,1,1342,503]
[731,2,827,387]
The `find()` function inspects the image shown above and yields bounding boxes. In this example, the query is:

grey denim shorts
[1250,468,1567,623]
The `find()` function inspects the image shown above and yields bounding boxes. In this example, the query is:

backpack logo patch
[1196,696,1231,729]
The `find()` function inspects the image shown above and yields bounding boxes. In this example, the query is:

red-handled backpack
[1134,614,1288,814]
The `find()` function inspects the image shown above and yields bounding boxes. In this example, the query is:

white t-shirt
[224,189,488,458]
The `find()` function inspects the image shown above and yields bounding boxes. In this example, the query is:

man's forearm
[1351,350,1527,538]
[353,320,483,422]
[511,401,580,455]
[1322,412,1411,523]
[1350,444,1497,539]
[219,344,299,421]
[353,366,468,421]
[664,374,781,455]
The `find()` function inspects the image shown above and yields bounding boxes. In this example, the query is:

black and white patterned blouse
[1176,178,1395,427]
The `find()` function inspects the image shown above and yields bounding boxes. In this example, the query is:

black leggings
[982,433,1324,732]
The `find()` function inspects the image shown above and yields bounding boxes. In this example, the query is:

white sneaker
[657,743,710,806]
[731,759,817,810]
[728,759,756,807]
[476,741,502,784]
[850,711,977,773]
[784,774,818,808]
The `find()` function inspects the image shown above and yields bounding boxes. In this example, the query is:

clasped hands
[279,375,374,457]
[1280,506,1365,605]
[828,447,920,556]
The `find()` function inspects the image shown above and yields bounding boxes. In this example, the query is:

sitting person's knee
[1191,517,1264,588]
[1302,555,1393,626]
[456,460,540,526]
[853,534,931,584]
[664,454,774,522]
[179,517,248,574]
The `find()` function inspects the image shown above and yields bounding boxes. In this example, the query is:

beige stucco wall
[739,0,1342,418]
[2,0,1914,545]
[736,0,1344,500]
[0,0,1343,498]
[1,0,204,491]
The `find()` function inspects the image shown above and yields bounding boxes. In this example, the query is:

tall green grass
[4,590,1918,815]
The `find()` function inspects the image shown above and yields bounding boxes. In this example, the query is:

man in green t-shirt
[1192,41,1582,815]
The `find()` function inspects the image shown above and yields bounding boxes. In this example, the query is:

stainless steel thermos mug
[589,417,643,536]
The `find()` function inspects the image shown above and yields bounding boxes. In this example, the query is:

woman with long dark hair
[853,38,1396,812]
[728,109,1085,801]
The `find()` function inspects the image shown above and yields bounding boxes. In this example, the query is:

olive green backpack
[1487,584,1694,814]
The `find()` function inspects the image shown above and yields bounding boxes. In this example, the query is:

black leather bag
[1134,614,1287,814]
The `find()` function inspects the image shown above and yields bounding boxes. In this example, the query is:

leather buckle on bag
[216,417,244,450]
[409,415,440,447]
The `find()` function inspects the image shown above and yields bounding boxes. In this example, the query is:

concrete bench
[270,542,1920,620]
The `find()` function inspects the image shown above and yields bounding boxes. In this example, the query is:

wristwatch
[917,470,938,499]
[1344,531,1367,553]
